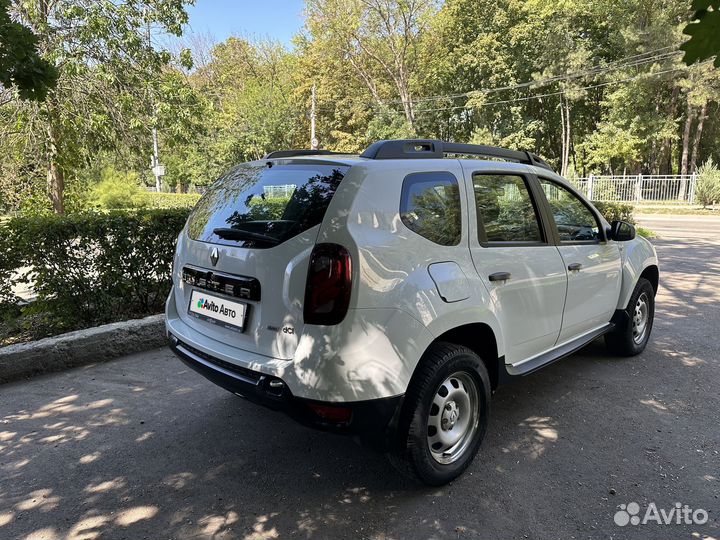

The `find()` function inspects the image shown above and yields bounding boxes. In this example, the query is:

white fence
[571,175,698,204]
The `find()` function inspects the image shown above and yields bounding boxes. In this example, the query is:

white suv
[165,139,658,485]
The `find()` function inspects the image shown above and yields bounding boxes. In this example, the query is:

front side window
[400,172,462,246]
[539,179,600,242]
[187,163,348,248]
[472,174,543,243]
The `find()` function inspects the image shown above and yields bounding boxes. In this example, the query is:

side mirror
[609,220,636,242]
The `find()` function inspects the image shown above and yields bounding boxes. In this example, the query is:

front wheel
[389,342,491,485]
[605,277,655,356]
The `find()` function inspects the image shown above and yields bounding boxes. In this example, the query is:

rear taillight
[303,243,352,325]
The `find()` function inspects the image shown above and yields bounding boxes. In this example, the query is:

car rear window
[187,163,349,248]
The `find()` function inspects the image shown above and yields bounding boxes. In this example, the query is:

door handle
[489,271,512,282]
[568,263,583,272]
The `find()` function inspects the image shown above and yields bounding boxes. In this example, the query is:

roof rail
[359,139,554,172]
[264,149,347,159]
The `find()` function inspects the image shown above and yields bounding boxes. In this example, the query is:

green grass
[634,205,719,216]
[636,226,657,238]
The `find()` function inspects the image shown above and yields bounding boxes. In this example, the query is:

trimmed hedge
[592,201,635,225]
[145,192,202,209]
[0,208,191,340]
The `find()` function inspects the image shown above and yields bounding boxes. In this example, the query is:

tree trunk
[347,55,384,108]
[396,79,415,129]
[559,96,566,176]
[679,99,694,199]
[564,96,571,176]
[47,159,64,214]
[45,101,64,214]
[557,95,571,177]
[689,101,707,173]
[402,96,415,129]
[36,0,64,214]
[661,85,679,174]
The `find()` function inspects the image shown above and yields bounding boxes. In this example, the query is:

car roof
[265,154,568,184]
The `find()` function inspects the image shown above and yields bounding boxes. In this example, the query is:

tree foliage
[2,0,720,215]
[1,0,195,214]
[695,157,720,207]
[681,1,720,68]
[0,0,57,100]
[92,168,148,209]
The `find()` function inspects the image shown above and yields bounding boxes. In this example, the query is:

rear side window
[187,163,348,248]
[400,171,461,246]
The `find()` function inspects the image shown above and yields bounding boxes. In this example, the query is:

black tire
[605,277,655,356]
[388,342,491,486]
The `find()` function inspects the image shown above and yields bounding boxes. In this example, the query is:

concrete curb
[0,314,166,384]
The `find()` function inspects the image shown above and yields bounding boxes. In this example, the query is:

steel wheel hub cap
[427,372,480,465]
[632,292,649,345]
[442,401,459,430]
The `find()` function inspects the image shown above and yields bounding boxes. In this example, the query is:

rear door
[462,166,568,365]
[174,160,349,360]
[535,177,622,343]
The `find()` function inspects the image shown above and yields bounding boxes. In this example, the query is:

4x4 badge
[210,247,219,266]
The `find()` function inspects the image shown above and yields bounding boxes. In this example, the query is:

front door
[536,177,622,343]
[463,168,568,365]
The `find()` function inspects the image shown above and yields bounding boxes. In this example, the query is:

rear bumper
[168,334,404,450]
[166,283,428,402]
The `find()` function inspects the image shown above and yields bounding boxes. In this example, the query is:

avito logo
[614,502,709,527]
[196,297,236,318]
[197,298,219,313]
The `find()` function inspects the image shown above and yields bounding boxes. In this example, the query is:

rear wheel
[389,342,490,485]
[605,278,655,356]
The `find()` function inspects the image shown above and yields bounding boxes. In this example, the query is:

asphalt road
[1,217,719,540]
[636,213,720,241]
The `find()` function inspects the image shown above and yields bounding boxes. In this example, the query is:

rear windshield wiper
[213,227,280,245]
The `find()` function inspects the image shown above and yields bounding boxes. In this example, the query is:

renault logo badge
[210,247,219,266]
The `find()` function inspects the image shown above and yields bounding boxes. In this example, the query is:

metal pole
[689,172,697,204]
[310,84,318,150]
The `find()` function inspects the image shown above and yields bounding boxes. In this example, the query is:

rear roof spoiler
[263,149,347,159]
[359,139,554,172]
